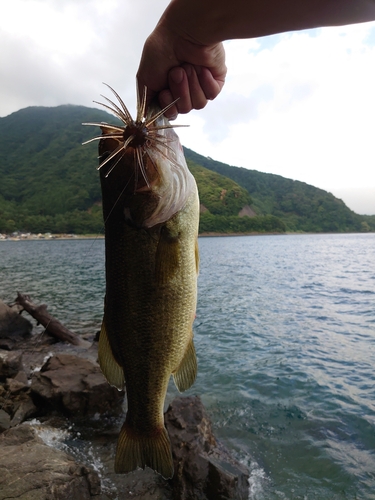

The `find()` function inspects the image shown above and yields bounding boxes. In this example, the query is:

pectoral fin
[173,337,197,392]
[98,320,125,391]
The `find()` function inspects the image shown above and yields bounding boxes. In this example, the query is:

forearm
[159,0,375,45]
[137,0,375,116]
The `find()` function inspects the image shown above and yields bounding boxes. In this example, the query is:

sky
[1,0,374,215]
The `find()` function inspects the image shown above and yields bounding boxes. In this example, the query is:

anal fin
[173,337,197,392]
[98,320,125,391]
[115,422,174,479]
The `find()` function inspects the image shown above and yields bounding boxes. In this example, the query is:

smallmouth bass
[84,85,199,478]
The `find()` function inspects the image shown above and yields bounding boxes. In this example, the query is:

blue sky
[1,0,374,214]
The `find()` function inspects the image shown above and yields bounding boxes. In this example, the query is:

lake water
[1,233,374,499]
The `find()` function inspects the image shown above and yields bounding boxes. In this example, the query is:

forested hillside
[0,105,373,235]
[184,148,373,233]
[0,105,107,233]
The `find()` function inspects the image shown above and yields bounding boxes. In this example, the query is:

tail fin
[115,422,174,479]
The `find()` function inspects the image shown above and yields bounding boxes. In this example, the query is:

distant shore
[1,231,285,241]
[1,230,371,242]
[199,231,284,237]
[0,233,104,241]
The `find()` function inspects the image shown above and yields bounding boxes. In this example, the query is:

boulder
[0,409,11,432]
[0,424,101,499]
[10,397,38,427]
[0,377,38,430]
[165,396,249,500]
[31,353,124,417]
[0,300,32,345]
[0,350,23,380]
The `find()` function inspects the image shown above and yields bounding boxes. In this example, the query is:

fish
[83,84,200,478]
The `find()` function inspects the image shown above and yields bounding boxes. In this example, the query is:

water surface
[1,233,374,499]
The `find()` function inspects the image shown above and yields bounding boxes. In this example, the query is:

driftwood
[15,293,88,347]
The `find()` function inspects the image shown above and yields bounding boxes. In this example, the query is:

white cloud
[177,23,375,213]
[0,0,170,114]
[333,187,375,215]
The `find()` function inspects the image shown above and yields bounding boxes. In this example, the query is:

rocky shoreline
[0,299,250,499]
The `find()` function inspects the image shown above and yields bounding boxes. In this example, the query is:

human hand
[136,25,226,120]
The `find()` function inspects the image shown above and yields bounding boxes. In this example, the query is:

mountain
[0,105,373,235]
[184,148,373,233]
[0,105,109,234]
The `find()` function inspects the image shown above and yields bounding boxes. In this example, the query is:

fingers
[198,66,226,100]
[159,65,225,119]
[159,89,178,120]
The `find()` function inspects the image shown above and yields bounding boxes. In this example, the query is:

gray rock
[0,424,101,499]
[0,350,23,380]
[0,299,32,340]
[6,376,28,395]
[0,409,11,432]
[165,396,250,500]
[31,353,124,417]
[14,369,29,385]
[0,374,38,428]
[10,398,38,427]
